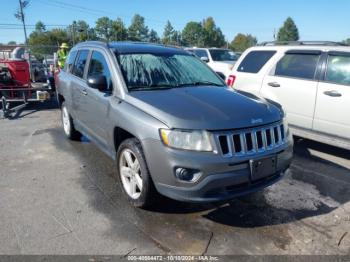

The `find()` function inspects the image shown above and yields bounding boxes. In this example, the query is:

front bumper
[142,138,293,203]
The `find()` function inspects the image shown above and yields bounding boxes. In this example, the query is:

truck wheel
[117,138,156,208]
[61,102,81,140]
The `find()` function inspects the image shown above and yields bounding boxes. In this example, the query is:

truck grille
[214,122,287,157]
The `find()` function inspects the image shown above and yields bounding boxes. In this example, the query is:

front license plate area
[250,156,277,181]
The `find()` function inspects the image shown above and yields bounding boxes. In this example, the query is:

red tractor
[0,50,52,118]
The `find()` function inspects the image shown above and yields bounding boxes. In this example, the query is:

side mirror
[87,75,108,92]
[200,56,209,63]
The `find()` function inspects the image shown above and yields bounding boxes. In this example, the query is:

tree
[149,29,160,43]
[202,17,225,47]
[342,38,350,45]
[29,28,69,59]
[111,18,128,41]
[67,20,92,43]
[182,22,204,47]
[7,41,17,45]
[162,21,175,45]
[76,20,90,42]
[95,17,113,42]
[128,14,149,42]
[35,21,46,32]
[172,31,182,46]
[277,17,299,42]
[229,33,257,52]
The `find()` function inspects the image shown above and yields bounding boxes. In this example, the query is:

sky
[1,0,349,44]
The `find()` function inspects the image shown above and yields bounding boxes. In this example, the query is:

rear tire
[61,102,81,140]
[117,138,157,208]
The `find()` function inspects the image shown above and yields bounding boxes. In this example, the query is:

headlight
[160,129,213,152]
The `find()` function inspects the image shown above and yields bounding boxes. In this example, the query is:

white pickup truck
[186,47,239,80]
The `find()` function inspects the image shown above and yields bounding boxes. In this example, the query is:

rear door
[57,49,77,113]
[70,49,90,129]
[261,50,321,129]
[313,51,350,139]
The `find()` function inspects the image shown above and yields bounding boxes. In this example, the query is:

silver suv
[57,41,293,207]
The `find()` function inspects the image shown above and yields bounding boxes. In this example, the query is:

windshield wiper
[129,84,177,91]
[177,81,224,87]
[129,82,224,91]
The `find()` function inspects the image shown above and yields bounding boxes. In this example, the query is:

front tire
[61,102,81,140]
[117,138,156,208]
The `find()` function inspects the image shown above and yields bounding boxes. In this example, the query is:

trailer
[0,58,52,118]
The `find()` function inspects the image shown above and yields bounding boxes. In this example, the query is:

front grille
[214,122,287,157]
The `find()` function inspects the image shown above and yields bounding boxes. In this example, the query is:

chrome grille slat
[262,130,268,149]
[214,122,287,157]
[277,125,282,144]
[270,127,275,146]
[252,131,258,152]
[240,133,247,153]
[227,135,234,155]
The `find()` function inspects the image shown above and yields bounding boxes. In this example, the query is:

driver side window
[87,51,113,91]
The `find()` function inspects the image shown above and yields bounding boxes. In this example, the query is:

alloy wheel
[119,149,143,199]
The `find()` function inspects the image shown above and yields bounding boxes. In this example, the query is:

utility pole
[18,0,29,45]
[16,0,33,80]
[71,21,76,46]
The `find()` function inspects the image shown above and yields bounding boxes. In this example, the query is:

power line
[32,0,185,27]
[34,0,113,17]
[0,23,69,27]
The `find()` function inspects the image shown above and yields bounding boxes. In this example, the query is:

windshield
[209,49,238,62]
[116,53,225,91]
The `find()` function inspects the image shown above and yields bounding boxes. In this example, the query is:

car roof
[247,45,350,53]
[74,41,188,55]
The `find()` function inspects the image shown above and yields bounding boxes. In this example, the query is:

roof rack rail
[76,41,108,47]
[258,41,348,47]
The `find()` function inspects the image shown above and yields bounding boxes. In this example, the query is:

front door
[314,52,350,139]
[261,50,321,129]
[83,50,114,146]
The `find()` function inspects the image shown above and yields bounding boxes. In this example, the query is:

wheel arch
[57,93,65,108]
[113,127,138,153]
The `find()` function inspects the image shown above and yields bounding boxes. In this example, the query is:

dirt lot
[0,100,349,255]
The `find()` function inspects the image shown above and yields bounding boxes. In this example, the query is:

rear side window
[275,53,320,80]
[325,54,350,85]
[65,50,77,72]
[237,51,276,73]
[72,50,89,79]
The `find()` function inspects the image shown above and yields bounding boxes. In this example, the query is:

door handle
[324,90,342,97]
[268,82,280,88]
[81,89,88,96]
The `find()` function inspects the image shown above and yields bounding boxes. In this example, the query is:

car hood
[125,86,282,130]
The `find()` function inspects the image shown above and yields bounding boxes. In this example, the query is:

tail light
[227,75,236,87]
